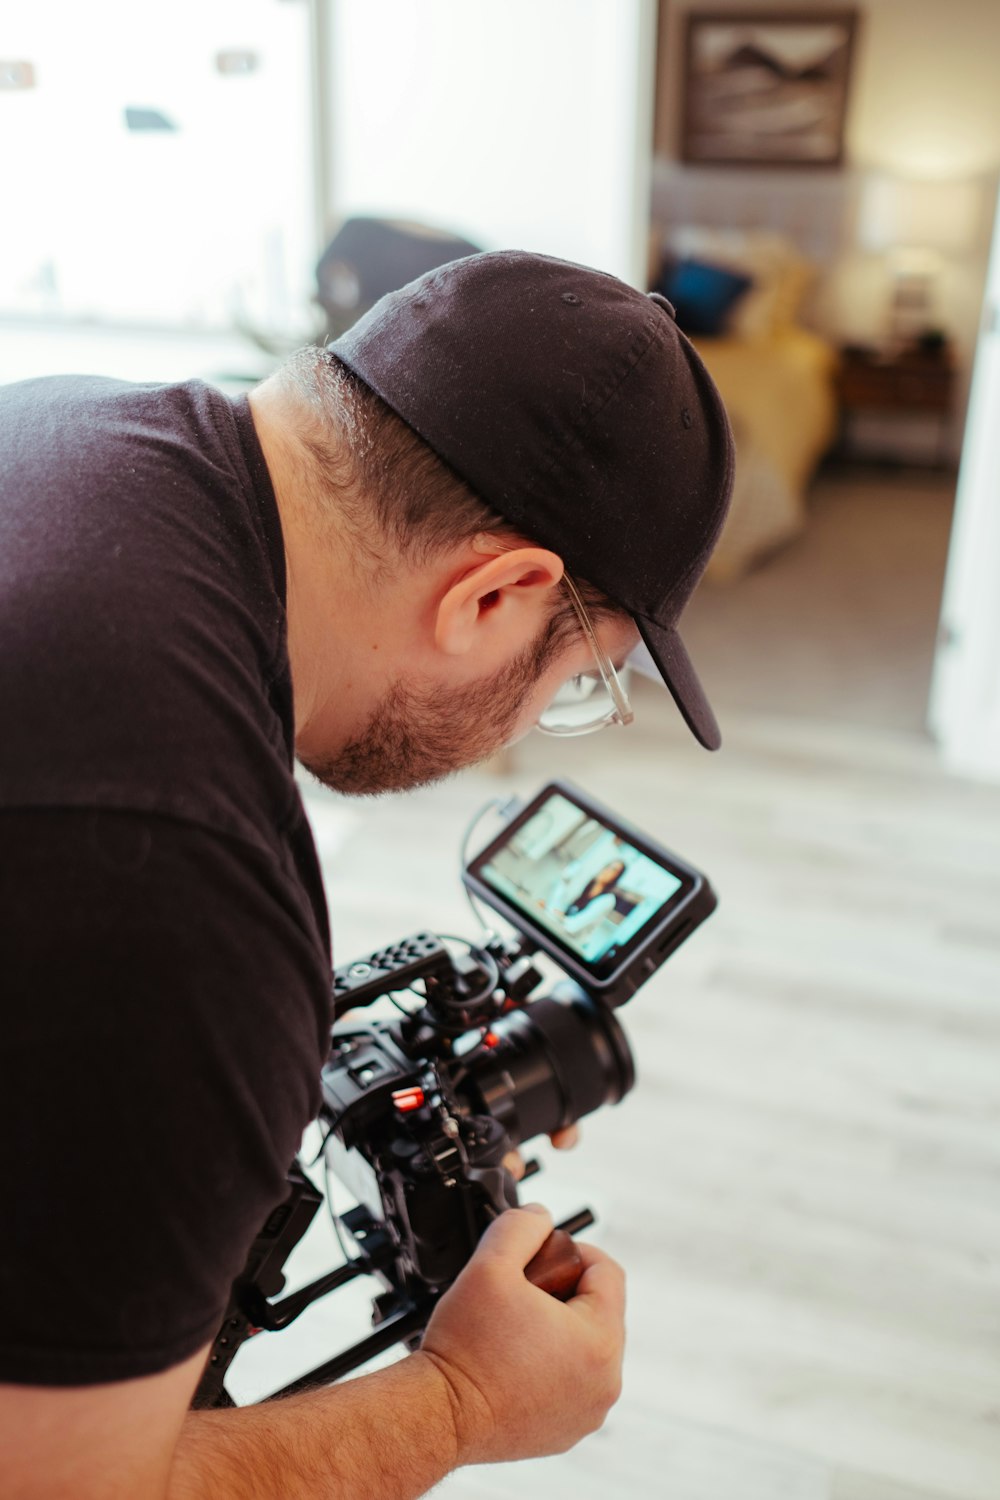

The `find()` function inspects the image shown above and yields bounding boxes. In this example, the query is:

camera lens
[460,982,635,1146]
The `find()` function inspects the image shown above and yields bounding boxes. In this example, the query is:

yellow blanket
[692,327,838,579]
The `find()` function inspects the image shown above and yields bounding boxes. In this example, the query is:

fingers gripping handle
[524,1229,583,1300]
[523,1212,595,1300]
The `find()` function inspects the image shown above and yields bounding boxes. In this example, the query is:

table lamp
[859,173,982,349]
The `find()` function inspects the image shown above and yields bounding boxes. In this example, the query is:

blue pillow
[655,257,753,337]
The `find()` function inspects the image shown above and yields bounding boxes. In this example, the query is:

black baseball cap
[328,249,735,749]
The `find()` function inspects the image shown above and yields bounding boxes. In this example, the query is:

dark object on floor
[316,216,481,340]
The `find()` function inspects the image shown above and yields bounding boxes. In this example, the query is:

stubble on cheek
[300,627,564,797]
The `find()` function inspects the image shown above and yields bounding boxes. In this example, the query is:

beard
[298,622,563,796]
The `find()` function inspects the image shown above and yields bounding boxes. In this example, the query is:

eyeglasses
[536,574,635,737]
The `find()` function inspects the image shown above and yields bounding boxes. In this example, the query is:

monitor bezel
[463,779,713,1000]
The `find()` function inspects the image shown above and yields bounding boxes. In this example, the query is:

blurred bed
[651,225,839,580]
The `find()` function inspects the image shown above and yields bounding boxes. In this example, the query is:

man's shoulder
[0,371,294,850]
[1,372,264,537]
[0,369,228,422]
[0,371,231,461]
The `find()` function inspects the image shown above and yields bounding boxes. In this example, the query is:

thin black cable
[460,795,521,933]
[434,934,502,1015]
[386,936,503,1037]
[389,991,423,1018]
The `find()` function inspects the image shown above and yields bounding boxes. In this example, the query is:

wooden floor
[232,478,1000,1499]
[680,464,957,735]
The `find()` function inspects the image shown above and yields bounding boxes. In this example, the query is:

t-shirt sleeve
[0,807,331,1387]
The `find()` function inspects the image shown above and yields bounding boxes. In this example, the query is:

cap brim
[632,618,722,751]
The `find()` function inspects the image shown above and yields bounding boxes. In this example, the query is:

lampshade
[860,174,982,256]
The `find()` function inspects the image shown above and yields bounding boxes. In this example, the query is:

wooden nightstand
[835,345,956,465]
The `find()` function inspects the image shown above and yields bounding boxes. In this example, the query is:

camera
[193,780,716,1409]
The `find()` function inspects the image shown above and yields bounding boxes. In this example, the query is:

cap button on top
[648,291,677,321]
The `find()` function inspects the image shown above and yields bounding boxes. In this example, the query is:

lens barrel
[460,982,635,1146]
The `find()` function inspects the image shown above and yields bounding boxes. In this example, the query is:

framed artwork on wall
[681,9,858,167]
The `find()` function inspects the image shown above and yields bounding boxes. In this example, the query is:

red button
[483,1031,500,1049]
[392,1087,425,1112]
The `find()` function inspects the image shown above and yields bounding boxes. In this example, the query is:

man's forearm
[169,1351,462,1500]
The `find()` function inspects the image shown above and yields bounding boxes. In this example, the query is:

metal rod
[250,1256,375,1331]
[556,1208,596,1237]
[269,1304,429,1398]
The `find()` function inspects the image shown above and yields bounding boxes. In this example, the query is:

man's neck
[247,382,368,751]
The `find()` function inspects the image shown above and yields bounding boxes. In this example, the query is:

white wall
[929,183,1000,782]
[845,0,1000,178]
[325,0,656,289]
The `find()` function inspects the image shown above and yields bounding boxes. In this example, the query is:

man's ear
[434,546,565,658]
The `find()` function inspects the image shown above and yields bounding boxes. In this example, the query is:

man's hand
[417,1202,626,1466]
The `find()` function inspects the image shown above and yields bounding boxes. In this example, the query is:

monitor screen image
[477,792,684,966]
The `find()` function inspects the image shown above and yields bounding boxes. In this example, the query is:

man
[0,250,733,1497]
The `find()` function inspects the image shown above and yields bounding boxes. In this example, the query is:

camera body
[322,949,634,1303]
[193,781,715,1409]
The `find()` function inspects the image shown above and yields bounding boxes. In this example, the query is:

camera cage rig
[192,783,716,1411]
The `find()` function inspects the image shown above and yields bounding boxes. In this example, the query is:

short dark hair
[279,346,622,650]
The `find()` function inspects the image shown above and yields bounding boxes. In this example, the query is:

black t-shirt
[0,374,333,1386]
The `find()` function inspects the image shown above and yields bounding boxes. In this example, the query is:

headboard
[650,158,864,268]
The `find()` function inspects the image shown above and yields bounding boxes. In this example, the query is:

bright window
[1,0,316,334]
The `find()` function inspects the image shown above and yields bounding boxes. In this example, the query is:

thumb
[474,1203,555,1270]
